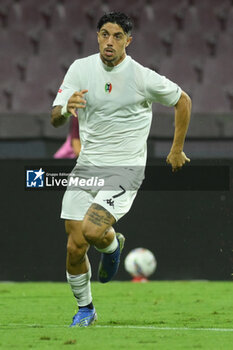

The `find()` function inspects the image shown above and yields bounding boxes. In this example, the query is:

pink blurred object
[53,116,79,159]
[54,134,76,159]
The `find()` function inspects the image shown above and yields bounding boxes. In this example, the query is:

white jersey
[53,53,181,167]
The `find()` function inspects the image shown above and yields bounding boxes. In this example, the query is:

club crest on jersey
[105,82,112,93]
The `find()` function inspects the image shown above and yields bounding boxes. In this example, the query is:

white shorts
[60,165,144,222]
[61,187,137,222]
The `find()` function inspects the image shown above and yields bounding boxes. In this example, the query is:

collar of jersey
[98,54,130,72]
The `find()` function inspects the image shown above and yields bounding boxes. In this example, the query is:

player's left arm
[166,91,192,172]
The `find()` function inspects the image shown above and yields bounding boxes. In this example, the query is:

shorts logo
[26,168,45,188]
[103,185,126,209]
[105,82,112,93]
[104,198,115,208]
[58,88,62,93]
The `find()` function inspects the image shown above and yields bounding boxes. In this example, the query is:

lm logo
[105,82,112,93]
[26,168,45,188]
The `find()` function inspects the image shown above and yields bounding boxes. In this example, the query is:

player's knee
[82,228,98,245]
[82,223,102,245]
[67,241,87,264]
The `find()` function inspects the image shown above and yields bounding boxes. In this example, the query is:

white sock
[66,267,92,307]
[95,235,118,254]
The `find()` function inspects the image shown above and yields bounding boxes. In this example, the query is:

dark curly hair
[97,12,133,35]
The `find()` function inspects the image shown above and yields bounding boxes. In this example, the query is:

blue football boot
[98,232,125,283]
[70,307,97,327]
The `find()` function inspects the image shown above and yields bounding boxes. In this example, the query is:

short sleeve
[144,68,181,107]
[52,60,81,107]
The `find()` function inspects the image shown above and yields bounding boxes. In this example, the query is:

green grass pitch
[0,281,232,349]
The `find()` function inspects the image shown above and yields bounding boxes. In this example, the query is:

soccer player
[51,12,191,327]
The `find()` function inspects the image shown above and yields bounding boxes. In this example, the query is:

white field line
[96,325,233,332]
[0,324,233,332]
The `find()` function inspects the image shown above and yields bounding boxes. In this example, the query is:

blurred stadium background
[0,0,232,282]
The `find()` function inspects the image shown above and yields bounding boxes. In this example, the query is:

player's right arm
[51,90,88,128]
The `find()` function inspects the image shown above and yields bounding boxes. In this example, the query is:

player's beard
[100,53,117,66]
[100,51,125,67]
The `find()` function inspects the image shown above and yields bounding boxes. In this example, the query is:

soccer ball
[124,248,157,278]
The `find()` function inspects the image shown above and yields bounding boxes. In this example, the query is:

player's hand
[67,89,88,117]
[166,151,190,172]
